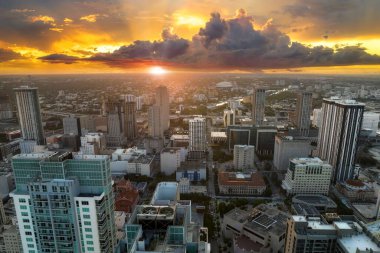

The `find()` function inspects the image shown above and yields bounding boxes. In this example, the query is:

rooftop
[338,233,380,252]
[293,194,337,208]
[218,171,266,187]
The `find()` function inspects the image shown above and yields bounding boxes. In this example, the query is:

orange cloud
[80,14,99,23]
[31,15,55,24]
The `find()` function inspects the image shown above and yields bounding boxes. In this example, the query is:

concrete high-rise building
[106,99,125,147]
[223,109,236,127]
[273,136,311,171]
[63,115,81,136]
[148,105,162,137]
[252,88,265,125]
[233,145,255,170]
[121,95,137,139]
[155,86,170,131]
[10,152,117,253]
[362,112,379,137]
[317,98,364,182]
[282,157,332,195]
[136,96,144,111]
[295,91,312,136]
[189,117,207,154]
[285,215,380,253]
[14,86,45,145]
[312,108,322,128]
[0,95,13,120]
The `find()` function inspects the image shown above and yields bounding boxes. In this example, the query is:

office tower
[285,215,380,253]
[155,86,170,131]
[255,127,277,156]
[233,145,255,170]
[0,95,13,120]
[223,108,235,127]
[317,98,364,182]
[273,136,311,171]
[10,152,116,253]
[189,117,207,156]
[312,108,322,128]
[362,112,379,137]
[106,99,125,147]
[295,91,312,136]
[148,105,162,137]
[282,157,332,195]
[136,96,144,111]
[63,115,81,136]
[252,88,265,125]
[123,95,137,139]
[0,198,7,225]
[14,86,45,145]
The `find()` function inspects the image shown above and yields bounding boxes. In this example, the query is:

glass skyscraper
[10,151,116,253]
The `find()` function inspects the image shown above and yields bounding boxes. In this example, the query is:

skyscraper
[63,115,81,136]
[10,152,117,253]
[122,95,137,139]
[252,88,265,125]
[189,117,207,156]
[148,105,162,137]
[14,86,45,145]
[223,108,236,127]
[317,98,364,182]
[295,91,312,136]
[155,86,170,131]
[105,99,125,147]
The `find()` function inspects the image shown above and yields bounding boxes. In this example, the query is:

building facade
[317,98,364,182]
[282,157,332,195]
[63,115,81,136]
[223,109,236,127]
[233,145,255,170]
[10,152,117,253]
[14,86,45,146]
[252,88,265,125]
[148,105,162,138]
[218,172,266,195]
[189,117,207,153]
[295,91,312,136]
[155,86,170,131]
[273,136,312,171]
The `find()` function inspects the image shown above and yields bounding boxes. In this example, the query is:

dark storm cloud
[0,48,23,62]
[38,54,79,64]
[38,10,380,69]
[283,0,380,39]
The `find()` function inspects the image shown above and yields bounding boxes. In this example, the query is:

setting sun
[149,66,168,75]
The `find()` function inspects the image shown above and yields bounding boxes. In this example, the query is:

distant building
[136,96,144,110]
[14,86,45,146]
[295,91,312,136]
[160,147,187,175]
[256,127,277,156]
[0,225,22,253]
[189,117,207,158]
[233,145,255,170]
[218,171,266,195]
[273,136,312,171]
[252,88,265,125]
[336,179,375,202]
[285,215,380,253]
[121,94,137,139]
[312,108,322,128]
[148,105,162,137]
[317,98,364,182]
[223,108,236,127]
[227,125,256,150]
[292,195,337,213]
[155,86,170,131]
[362,112,379,137]
[0,95,13,120]
[282,157,332,195]
[79,132,106,155]
[169,134,189,147]
[176,160,207,182]
[63,115,81,136]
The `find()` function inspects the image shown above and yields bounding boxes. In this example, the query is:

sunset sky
[1,0,380,74]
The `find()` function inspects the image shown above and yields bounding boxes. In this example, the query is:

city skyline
[0,0,380,74]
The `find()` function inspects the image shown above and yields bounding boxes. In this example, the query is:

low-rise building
[110,147,154,176]
[223,204,290,253]
[176,160,207,182]
[114,179,139,213]
[285,215,380,253]
[336,179,375,201]
[292,194,337,213]
[218,172,266,195]
[282,157,332,195]
[160,147,187,175]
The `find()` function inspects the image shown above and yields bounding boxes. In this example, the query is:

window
[20,205,27,210]
[82,208,90,212]
[87,247,94,251]
[26,231,32,235]
[19,198,26,203]
[21,212,28,216]
[27,244,34,248]
[23,219,30,223]
[84,221,91,226]
[83,215,90,219]
[82,201,89,205]
[24,225,31,229]
[87,241,93,245]
[26,238,33,242]
[85,234,93,239]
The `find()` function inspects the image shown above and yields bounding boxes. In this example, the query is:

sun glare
[149,66,168,75]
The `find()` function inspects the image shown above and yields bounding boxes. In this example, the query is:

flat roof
[338,234,380,252]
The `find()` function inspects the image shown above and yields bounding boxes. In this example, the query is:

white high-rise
[14,86,45,145]
[295,91,312,136]
[223,109,236,127]
[282,157,332,195]
[155,86,170,131]
[233,145,255,170]
[317,97,364,182]
[252,88,265,125]
[362,112,379,137]
[312,108,322,128]
[189,117,207,152]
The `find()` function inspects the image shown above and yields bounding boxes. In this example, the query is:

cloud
[0,48,23,62]
[38,54,79,64]
[37,9,380,70]
[80,14,99,23]
[31,15,55,24]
